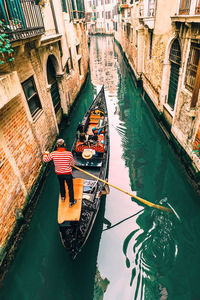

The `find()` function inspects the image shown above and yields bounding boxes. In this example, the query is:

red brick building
[0,0,88,261]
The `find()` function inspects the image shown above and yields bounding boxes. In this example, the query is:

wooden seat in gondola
[58,178,84,223]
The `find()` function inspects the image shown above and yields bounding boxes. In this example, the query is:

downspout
[49,0,58,34]
[49,0,63,69]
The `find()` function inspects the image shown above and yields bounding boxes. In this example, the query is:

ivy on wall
[0,20,14,65]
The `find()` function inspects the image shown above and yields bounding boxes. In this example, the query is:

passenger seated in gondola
[92,113,105,135]
[77,124,84,139]
[79,132,87,142]
[88,134,98,147]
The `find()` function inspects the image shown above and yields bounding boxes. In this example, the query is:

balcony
[195,4,200,14]
[138,1,156,30]
[0,72,21,109]
[70,11,85,22]
[172,0,200,23]
[0,0,44,42]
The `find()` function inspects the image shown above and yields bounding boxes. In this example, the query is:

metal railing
[138,1,155,18]
[70,10,85,20]
[0,0,44,42]
[178,0,191,15]
[148,0,156,17]
[195,1,200,14]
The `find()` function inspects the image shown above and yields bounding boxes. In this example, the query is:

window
[66,59,70,74]
[149,30,153,59]
[148,0,155,16]
[76,44,80,55]
[78,59,81,75]
[69,47,73,69]
[61,0,68,12]
[22,77,42,118]
[179,0,191,15]
[185,43,200,91]
[185,43,200,107]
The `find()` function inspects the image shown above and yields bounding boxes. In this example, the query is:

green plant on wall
[0,20,14,65]
[193,144,200,157]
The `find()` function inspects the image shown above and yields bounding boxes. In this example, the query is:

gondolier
[43,139,76,207]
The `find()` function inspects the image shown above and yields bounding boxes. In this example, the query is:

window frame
[185,43,200,92]
[185,42,200,107]
[22,76,42,118]
[65,59,70,75]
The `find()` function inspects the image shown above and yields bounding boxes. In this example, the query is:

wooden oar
[73,165,172,212]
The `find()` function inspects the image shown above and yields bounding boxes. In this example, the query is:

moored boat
[58,86,110,258]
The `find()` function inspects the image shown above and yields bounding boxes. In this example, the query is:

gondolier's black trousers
[57,173,74,203]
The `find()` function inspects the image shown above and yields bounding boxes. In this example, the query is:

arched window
[47,56,61,113]
[167,39,181,110]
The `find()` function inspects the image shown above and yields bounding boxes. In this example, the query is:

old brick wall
[0,46,59,250]
[0,95,42,248]
[0,17,89,256]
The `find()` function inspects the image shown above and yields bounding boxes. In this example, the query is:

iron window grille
[169,39,181,65]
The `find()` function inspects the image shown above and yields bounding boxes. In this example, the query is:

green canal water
[1,36,200,300]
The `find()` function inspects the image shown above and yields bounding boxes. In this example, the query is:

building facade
[85,0,118,34]
[0,0,88,263]
[114,0,200,186]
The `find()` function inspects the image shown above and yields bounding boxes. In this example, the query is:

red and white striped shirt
[43,148,75,175]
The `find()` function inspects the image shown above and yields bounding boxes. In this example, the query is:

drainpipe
[49,0,59,34]
[49,0,64,70]
[103,0,105,34]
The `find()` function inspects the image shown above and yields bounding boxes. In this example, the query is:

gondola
[58,86,110,258]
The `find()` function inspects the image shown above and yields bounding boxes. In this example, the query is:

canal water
[1,36,200,300]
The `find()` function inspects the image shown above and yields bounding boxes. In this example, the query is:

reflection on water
[103,210,144,232]
[90,35,200,300]
[123,208,178,300]
[90,36,119,93]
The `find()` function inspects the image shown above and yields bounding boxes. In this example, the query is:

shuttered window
[185,43,200,107]
[61,0,68,12]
